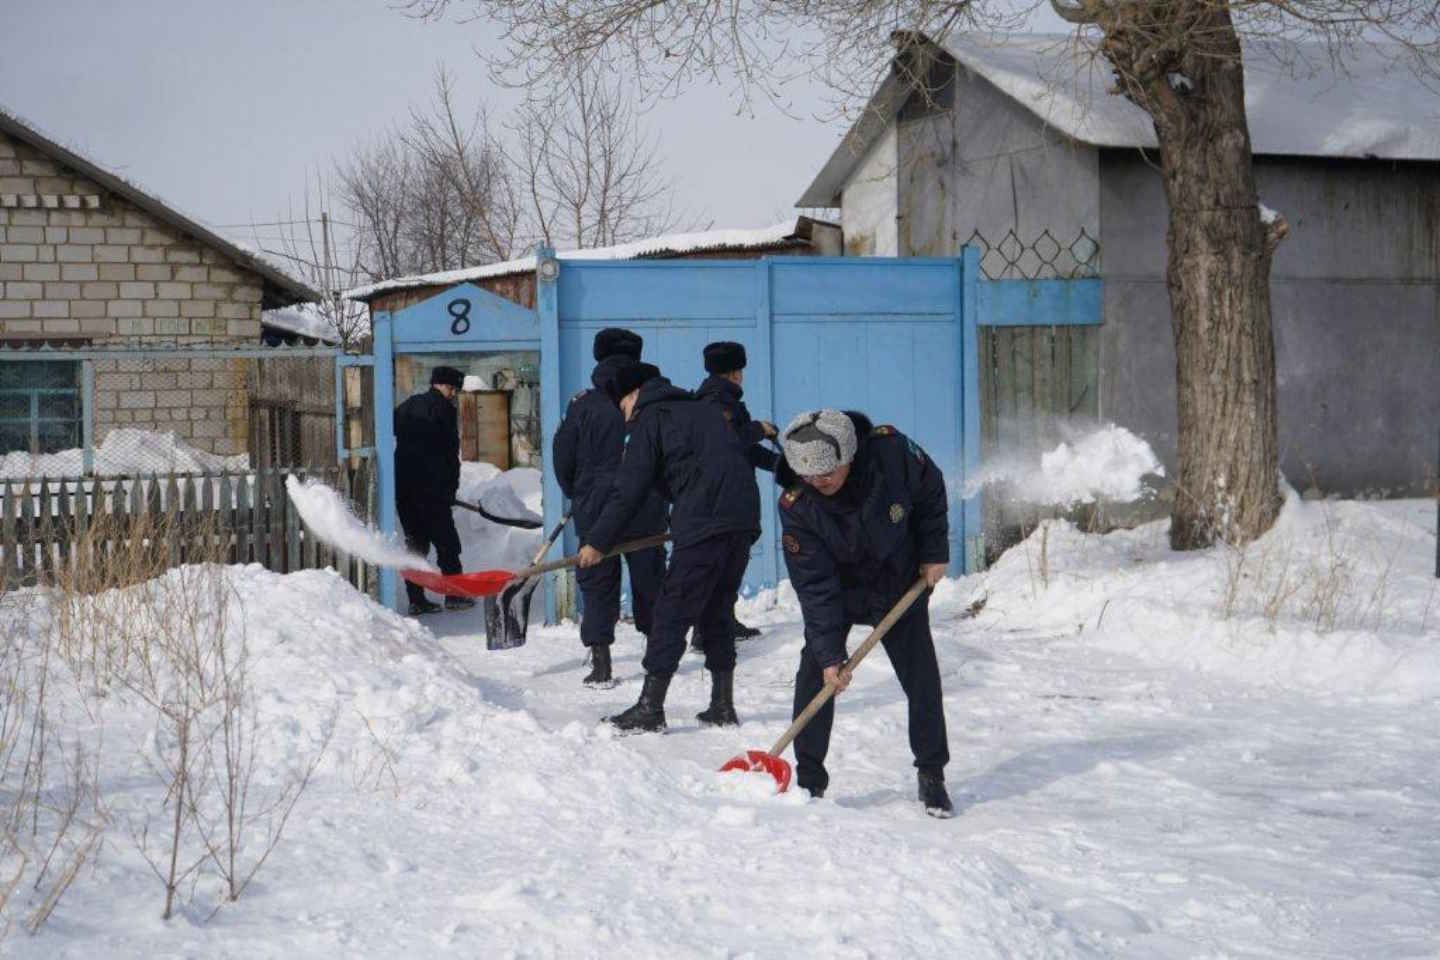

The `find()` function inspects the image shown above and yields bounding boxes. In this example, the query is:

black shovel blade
[485,576,539,650]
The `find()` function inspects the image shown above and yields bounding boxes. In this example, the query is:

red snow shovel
[402,532,671,599]
[720,578,929,793]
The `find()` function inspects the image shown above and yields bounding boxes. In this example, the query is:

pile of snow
[3,487,1437,955]
[968,491,1440,700]
[0,428,249,480]
[965,423,1165,505]
[451,462,545,572]
[261,303,341,343]
[286,475,436,571]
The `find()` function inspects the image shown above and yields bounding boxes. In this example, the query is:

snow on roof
[345,220,809,301]
[0,105,320,308]
[943,33,1440,160]
[798,33,1440,206]
[261,303,340,343]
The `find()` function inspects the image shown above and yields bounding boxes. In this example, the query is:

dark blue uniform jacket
[552,356,667,540]
[394,388,460,502]
[586,377,761,553]
[696,374,780,472]
[778,413,949,668]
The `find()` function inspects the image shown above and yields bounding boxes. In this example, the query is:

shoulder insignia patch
[782,533,802,555]
[889,503,906,523]
[872,425,896,437]
[779,486,804,509]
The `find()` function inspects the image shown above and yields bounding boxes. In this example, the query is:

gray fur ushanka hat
[781,409,857,476]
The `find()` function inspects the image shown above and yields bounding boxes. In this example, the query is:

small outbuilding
[798,33,1439,502]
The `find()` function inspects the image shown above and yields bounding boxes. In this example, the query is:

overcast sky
[2,1,1070,266]
[2,2,851,246]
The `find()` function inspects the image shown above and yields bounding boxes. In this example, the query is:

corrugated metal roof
[345,219,816,302]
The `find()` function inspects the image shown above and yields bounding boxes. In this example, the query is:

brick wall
[0,130,267,456]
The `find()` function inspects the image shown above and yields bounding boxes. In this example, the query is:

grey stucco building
[799,33,1438,505]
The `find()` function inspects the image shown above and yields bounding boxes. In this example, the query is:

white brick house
[0,109,320,459]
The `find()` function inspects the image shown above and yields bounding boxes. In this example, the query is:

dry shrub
[1215,501,1395,634]
[4,494,330,929]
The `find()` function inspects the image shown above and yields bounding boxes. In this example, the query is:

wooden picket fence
[0,463,378,594]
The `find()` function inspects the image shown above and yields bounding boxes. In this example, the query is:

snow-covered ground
[2,495,1436,957]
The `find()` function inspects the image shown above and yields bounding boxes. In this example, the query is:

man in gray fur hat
[775,408,954,818]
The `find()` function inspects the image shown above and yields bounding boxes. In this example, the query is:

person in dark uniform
[395,365,470,616]
[577,362,760,732]
[776,408,954,818]
[552,329,668,686]
[694,341,778,645]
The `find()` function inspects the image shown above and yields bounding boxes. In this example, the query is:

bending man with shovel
[776,410,954,818]
[577,361,761,733]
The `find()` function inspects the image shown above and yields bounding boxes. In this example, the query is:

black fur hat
[703,341,747,375]
[593,327,643,362]
[430,365,464,389]
[612,361,660,400]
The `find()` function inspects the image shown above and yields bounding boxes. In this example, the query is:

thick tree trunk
[1096,6,1284,548]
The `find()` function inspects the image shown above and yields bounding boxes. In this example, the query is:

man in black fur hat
[695,340,778,644]
[577,361,760,733]
[552,328,668,686]
[394,365,469,616]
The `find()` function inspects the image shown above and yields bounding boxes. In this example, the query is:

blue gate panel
[772,315,963,574]
[558,261,758,321]
[770,258,959,316]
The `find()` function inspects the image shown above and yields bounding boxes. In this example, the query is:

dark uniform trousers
[643,532,752,676]
[398,497,463,607]
[792,598,950,796]
[577,544,666,647]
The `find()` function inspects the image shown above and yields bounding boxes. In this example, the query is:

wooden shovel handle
[768,578,929,757]
[511,532,671,579]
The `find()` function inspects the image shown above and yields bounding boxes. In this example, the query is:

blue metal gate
[364,247,1100,616]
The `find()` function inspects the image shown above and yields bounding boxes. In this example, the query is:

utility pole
[320,210,344,347]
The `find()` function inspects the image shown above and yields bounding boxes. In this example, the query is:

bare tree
[335,61,683,282]
[509,64,678,248]
[252,176,371,349]
[399,0,1439,549]
[402,66,523,265]
[337,135,418,281]
[336,67,521,281]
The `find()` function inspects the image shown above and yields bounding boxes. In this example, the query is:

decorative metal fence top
[965,228,1100,281]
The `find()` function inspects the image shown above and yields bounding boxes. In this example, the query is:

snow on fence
[0,462,378,594]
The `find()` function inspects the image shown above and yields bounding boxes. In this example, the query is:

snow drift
[0,428,249,480]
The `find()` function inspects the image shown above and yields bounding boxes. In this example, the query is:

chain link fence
[965,227,1100,281]
[0,344,338,479]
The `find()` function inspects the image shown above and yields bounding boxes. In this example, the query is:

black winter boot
[695,670,739,727]
[732,618,761,641]
[918,768,954,819]
[582,645,613,687]
[605,672,671,733]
